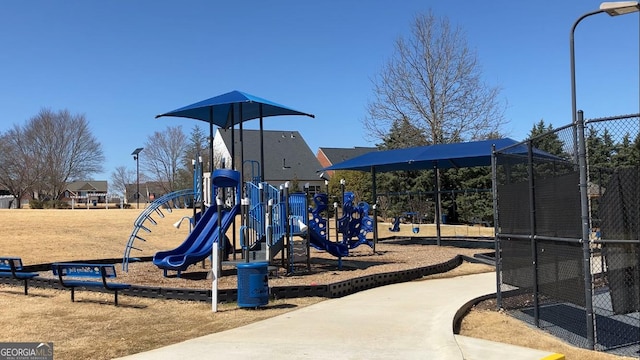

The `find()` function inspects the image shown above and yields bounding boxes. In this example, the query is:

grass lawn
[0,209,631,360]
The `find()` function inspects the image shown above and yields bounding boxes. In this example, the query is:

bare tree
[364,11,507,145]
[0,127,40,207]
[142,126,188,193]
[109,166,136,197]
[26,109,104,200]
[0,109,104,203]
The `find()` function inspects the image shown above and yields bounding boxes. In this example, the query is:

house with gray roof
[62,180,108,207]
[213,129,324,192]
[316,146,377,178]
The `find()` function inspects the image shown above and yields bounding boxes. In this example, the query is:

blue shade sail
[156,90,314,128]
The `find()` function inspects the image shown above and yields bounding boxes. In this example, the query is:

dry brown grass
[0,284,323,360]
[460,308,637,360]
[0,209,627,360]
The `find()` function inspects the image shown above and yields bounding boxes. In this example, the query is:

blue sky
[1,1,638,181]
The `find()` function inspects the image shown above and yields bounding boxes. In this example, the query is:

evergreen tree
[529,120,565,156]
[586,128,615,170]
[175,126,210,191]
[379,117,428,150]
[612,133,640,168]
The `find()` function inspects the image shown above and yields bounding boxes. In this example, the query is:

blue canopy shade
[155,90,315,128]
[323,138,557,172]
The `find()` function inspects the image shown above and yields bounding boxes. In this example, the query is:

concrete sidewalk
[115,273,563,360]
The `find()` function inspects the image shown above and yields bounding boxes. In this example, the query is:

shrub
[29,199,44,209]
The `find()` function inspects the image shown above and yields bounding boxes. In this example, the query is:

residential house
[0,188,15,209]
[124,181,170,207]
[62,181,108,207]
[213,129,324,192]
[316,146,377,178]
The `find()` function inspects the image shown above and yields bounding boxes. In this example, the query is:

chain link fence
[494,112,640,357]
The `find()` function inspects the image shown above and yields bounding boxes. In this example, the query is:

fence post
[527,140,540,327]
[491,144,503,309]
[577,110,596,349]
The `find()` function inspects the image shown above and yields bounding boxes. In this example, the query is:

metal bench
[52,263,131,306]
[0,257,39,295]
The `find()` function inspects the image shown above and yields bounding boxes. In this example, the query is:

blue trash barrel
[237,262,269,308]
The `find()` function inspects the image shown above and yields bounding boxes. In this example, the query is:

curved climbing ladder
[122,189,194,271]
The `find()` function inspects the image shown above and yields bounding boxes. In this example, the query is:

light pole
[569,1,639,350]
[570,1,640,126]
[131,148,143,209]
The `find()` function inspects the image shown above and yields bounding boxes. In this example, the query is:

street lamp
[570,1,640,126]
[568,1,639,350]
[131,147,143,209]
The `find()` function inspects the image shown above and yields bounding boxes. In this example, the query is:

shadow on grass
[72,298,148,309]
[0,289,55,298]
[241,303,299,310]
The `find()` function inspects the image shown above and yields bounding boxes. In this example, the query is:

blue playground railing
[288,192,308,235]
[246,182,281,248]
[245,183,309,261]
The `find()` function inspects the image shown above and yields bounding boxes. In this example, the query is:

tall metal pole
[136,155,140,210]
[334,202,339,243]
[209,108,214,173]
[491,144,503,309]
[283,182,290,272]
[570,8,605,128]
[325,179,330,241]
[304,182,310,271]
[527,141,540,328]
[577,110,596,349]
[259,104,265,183]
[192,159,197,220]
[570,3,640,157]
[339,179,345,244]
[131,148,143,209]
[569,3,640,348]
[371,166,378,253]
[433,164,441,246]
[340,179,345,220]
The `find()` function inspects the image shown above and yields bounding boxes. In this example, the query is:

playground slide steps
[269,239,284,261]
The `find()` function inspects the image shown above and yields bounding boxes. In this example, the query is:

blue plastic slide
[308,224,349,258]
[153,204,239,273]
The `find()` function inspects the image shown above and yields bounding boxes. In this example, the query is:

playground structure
[335,192,374,249]
[388,216,401,232]
[152,169,241,276]
[122,166,376,276]
[122,90,377,279]
[387,212,422,234]
[377,189,493,228]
